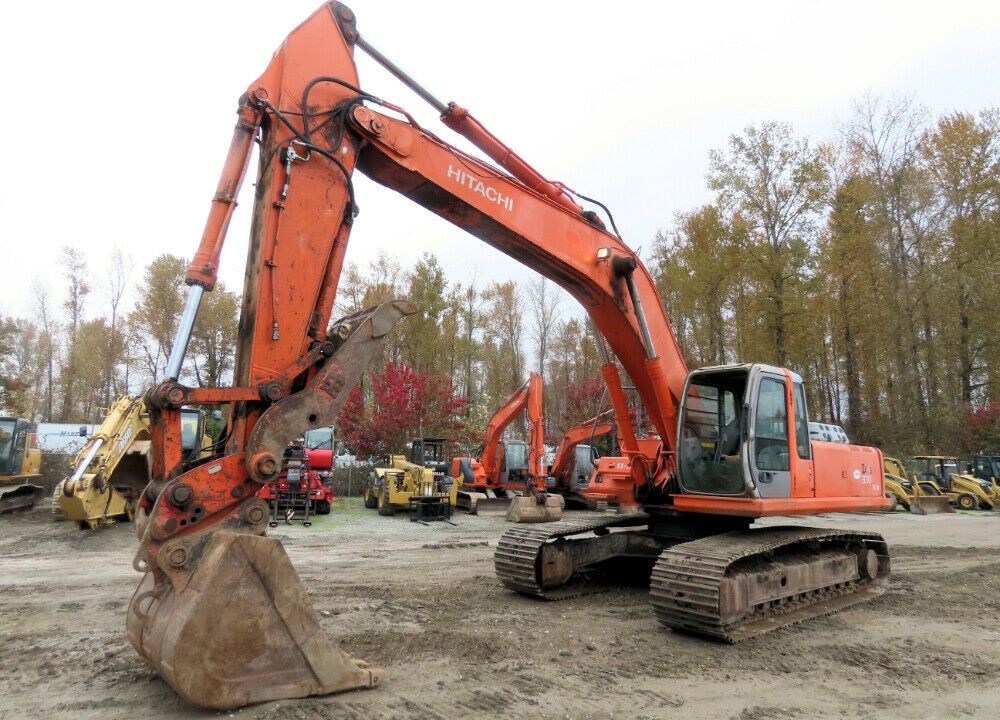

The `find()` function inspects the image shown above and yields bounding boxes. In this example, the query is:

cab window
[793,383,811,460]
[755,377,789,471]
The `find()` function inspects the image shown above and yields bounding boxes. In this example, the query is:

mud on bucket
[126,530,380,710]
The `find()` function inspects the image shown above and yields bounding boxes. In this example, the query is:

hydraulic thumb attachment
[127,300,415,709]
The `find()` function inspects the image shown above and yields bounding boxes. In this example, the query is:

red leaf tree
[562,375,607,427]
[336,361,467,459]
[558,372,649,444]
[960,400,1000,453]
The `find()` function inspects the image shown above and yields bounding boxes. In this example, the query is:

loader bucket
[506,493,564,523]
[127,530,379,710]
[910,496,955,515]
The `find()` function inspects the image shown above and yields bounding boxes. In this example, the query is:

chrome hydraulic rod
[164,286,204,380]
[69,438,104,482]
[355,35,448,114]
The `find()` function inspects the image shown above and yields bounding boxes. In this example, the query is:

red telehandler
[255,441,333,525]
[127,2,891,710]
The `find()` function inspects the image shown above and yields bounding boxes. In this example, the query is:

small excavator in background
[125,3,892,709]
[55,395,212,529]
[544,411,616,508]
[452,371,557,518]
[0,416,43,513]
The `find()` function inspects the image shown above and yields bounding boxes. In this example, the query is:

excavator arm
[349,107,688,447]
[547,411,616,483]
[477,372,545,484]
[138,0,690,557]
[56,395,150,528]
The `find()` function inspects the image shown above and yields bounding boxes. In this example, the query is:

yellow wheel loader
[0,417,43,513]
[365,438,461,521]
[55,396,212,529]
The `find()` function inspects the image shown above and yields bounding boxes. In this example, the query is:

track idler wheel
[127,530,380,709]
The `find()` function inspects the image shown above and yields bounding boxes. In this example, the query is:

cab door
[750,373,792,498]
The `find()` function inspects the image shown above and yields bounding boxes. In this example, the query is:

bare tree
[32,283,56,421]
[58,247,91,420]
[101,247,133,404]
[526,276,562,376]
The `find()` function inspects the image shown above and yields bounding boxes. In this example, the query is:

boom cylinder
[68,439,104,483]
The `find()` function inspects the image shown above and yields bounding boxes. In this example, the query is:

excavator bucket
[459,490,515,516]
[909,496,954,515]
[127,530,380,710]
[506,493,564,523]
[475,496,516,516]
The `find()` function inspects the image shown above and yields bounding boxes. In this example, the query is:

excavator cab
[566,444,600,494]
[677,364,811,499]
[497,440,530,490]
[0,417,43,512]
[179,408,210,462]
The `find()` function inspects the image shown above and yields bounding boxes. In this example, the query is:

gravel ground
[1,501,999,720]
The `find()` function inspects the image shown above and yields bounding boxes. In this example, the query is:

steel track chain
[649,526,890,642]
[494,513,650,600]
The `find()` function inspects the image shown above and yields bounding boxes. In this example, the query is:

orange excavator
[544,411,616,508]
[126,2,891,710]
[452,371,556,518]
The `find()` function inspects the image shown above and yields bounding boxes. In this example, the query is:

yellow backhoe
[914,455,999,511]
[882,456,954,514]
[55,396,212,528]
[967,453,1000,511]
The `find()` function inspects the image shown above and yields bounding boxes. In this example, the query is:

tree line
[0,251,239,424]
[654,96,999,454]
[1,94,997,457]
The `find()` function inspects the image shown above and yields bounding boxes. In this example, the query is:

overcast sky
[2,0,998,324]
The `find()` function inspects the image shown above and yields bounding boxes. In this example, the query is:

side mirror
[79,426,87,437]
